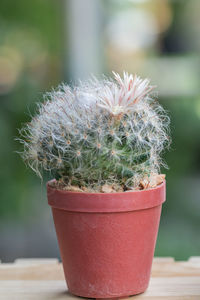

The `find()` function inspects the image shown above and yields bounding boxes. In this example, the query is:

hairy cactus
[19,72,170,191]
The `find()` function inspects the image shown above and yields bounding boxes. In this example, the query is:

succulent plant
[19,72,170,191]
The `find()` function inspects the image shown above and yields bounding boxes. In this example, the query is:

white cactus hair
[19,71,170,190]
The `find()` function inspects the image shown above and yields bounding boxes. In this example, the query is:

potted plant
[19,72,170,299]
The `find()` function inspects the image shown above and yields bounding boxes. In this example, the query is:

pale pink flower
[98,71,154,115]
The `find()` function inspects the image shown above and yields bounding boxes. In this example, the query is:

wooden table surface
[0,257,200,300]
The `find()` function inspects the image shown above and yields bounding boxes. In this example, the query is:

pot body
[47,181,165,299]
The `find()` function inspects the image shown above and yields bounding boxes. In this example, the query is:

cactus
[19,72,170,191]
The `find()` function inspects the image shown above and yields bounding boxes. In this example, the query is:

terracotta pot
[47,180,166,299]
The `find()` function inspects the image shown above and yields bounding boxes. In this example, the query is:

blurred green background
[0,0,199,262]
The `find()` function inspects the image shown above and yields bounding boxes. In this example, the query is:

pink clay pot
[47,180,166,299]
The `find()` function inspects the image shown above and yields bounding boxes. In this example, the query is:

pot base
[69,286,147,299]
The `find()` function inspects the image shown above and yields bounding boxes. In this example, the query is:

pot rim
[47,179,166,213]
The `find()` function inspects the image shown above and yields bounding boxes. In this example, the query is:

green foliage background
[0,0,199,261]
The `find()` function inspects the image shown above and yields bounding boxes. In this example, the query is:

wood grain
[0,257,200,299]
